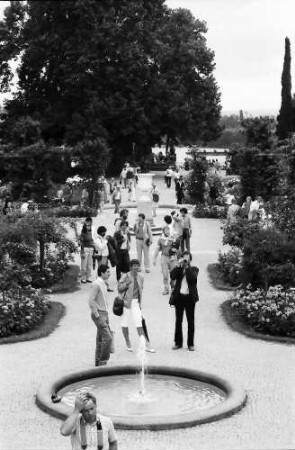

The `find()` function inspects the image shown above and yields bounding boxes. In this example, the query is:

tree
[239,147,280,201]
[241,116,275,150]
[277,37,292,140]
[71,138,110,206]
[186,152,208,204]
[0,0,221,171]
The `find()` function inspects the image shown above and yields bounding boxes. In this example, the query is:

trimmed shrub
[217,248,243,286]
[222,218,260,248]
[0,288,50,337]
[242,227,295,289]
[230,285,295,338]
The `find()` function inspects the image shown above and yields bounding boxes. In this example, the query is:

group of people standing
[78,203,197,364]
[226,195,267,224]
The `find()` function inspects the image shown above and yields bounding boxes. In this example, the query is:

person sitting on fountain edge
[170,251,199,351]
[60,392,118,450]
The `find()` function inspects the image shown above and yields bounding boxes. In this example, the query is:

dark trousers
[116,249,130,281]
[166,177,172,188]
[181,229,191,252]
[174,295,195,347]
[91,312,112,365]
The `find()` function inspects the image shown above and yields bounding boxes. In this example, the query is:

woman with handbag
[117,259,155,353]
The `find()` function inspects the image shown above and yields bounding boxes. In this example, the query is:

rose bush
[0,288,50,337]
[230,285,295,338]
[217,248,243,286]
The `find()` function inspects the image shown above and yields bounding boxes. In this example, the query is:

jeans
[91,312,112,365]
[174,295,195,347]
[181,229,191,252]
[81,247,93,281]
[136,239,150,269]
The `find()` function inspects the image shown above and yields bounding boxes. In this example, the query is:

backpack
[152,192,159,202]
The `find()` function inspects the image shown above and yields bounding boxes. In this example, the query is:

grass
[207,263,236,291]
[0,301,65,345]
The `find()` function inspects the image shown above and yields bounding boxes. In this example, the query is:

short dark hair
[85,217,92,223]
[97,264,109,276]
[129,259,140,268]
[97,226,107,235]
[138,213,145,220]
[180,207,188,214]
[120,209,128,217]
[120,220,129,227]
[164,215,172,225]
[182,251,192,261]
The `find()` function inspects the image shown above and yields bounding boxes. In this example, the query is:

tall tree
[277,37,292,140]
[0,0,221,172]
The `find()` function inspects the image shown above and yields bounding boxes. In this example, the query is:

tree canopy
[0,0,221,174]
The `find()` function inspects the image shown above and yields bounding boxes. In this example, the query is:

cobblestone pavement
[1,176,295,450]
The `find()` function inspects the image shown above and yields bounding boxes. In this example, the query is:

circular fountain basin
[36,365,247,430]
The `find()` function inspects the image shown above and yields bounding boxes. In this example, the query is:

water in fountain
[59,339,226,417]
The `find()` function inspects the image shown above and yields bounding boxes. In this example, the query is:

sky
[0,1,295,116]
[166,0,295,116]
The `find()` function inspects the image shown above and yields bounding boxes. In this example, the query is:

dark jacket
[170,265,199,303]
[113,230,131,251]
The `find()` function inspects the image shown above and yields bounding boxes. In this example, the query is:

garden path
[0,176,294,450]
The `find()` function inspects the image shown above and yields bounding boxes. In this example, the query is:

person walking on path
[118,259,155,353]
[60,392,118,450]
[113,220,131,281]
[170,251,199,351]
[134,213,153,273]
[112,186,122,214]
[151,183,160,217]
[180,207,192,252]
[175,175,185,204]
[164,167,173,188]
[88,264,113,366]
[120,165,127,188]
[171,210,183,245]
[93,226,109,270]
[114,209,129,232]
[227,198,240,224]
[79,217,95,283]
[127,178,136,202]
[153,226,177,295]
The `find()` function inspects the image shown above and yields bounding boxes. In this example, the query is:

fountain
[36,352,247,429]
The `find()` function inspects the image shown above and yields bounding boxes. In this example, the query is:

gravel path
[1,175,294,450]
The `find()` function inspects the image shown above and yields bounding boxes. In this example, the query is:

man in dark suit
[170,251,199,351]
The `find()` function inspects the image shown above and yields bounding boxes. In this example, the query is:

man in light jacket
[88,264,113,366]
[133,213,153,273]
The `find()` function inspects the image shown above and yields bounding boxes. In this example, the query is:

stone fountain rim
[36,365,247,430]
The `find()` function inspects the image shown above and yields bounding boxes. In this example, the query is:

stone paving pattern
[1,175,295,450]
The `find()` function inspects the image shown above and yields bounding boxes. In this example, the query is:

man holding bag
[88,264,113,366]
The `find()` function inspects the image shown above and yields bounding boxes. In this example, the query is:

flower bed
[193,204,226,219]
[0,288,50,337]
[229,285,295,338]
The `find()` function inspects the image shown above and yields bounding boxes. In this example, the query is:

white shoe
[146,348,156,353]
